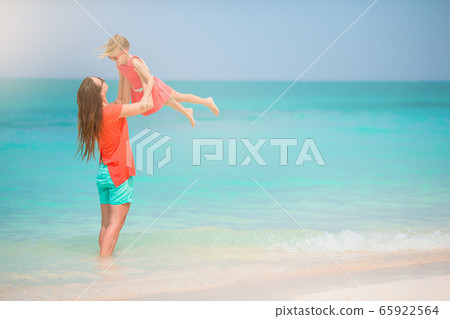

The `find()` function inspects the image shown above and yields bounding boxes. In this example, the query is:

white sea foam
[117,227,450,254]
[261,229,450,253]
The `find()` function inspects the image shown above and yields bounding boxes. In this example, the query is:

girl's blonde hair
[97,34,130,58]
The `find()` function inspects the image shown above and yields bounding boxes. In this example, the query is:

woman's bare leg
[171,90,219,116]
[99,204,111,249]
[99,203,130,257]
[165,97,196,127]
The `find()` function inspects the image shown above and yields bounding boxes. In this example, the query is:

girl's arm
[132,58,154,106]
[118,101,154,118]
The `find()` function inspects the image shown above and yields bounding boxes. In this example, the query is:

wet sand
[1,250,449,301]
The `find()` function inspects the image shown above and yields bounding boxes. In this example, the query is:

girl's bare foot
[186,108,195,127]
[206,97,219,116]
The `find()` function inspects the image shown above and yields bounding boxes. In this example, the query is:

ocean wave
[261,229,450,253]
[2,227,449,259]
[118,227,450,254]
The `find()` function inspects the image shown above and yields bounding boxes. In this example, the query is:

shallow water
[0,80,449,299]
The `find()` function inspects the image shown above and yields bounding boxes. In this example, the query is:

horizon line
[0,77,449,83]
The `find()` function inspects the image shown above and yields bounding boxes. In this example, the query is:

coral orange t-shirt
[98,104,135,187]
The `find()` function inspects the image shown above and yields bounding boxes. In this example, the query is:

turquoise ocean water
[0,79,449,299]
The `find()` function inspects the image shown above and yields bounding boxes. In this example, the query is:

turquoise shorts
[96,163,134,205]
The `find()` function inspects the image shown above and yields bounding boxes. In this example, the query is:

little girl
[98,35,219,127]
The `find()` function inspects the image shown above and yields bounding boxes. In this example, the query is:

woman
[76,76,152,257]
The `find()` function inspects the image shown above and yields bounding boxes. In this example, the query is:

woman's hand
[114,98,122,104]
[139,97,153,110]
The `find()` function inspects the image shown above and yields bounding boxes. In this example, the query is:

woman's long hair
[76,77,103,162]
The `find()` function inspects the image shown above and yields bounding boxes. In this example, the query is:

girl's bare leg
[99,204,111,249]
[99,203,130,257]
[165,97,196,127]
[171,90,219,116]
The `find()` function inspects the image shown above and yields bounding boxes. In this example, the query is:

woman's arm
[115,70,124,104]
[132,58,154,106]
[118,101,153,118]
[122,77,131,104]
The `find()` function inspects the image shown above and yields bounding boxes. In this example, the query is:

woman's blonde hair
[97,34,130,59]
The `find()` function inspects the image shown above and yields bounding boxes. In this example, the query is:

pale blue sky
[1,0,449,80]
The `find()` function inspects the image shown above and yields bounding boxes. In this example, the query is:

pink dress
[117,55,172,116]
